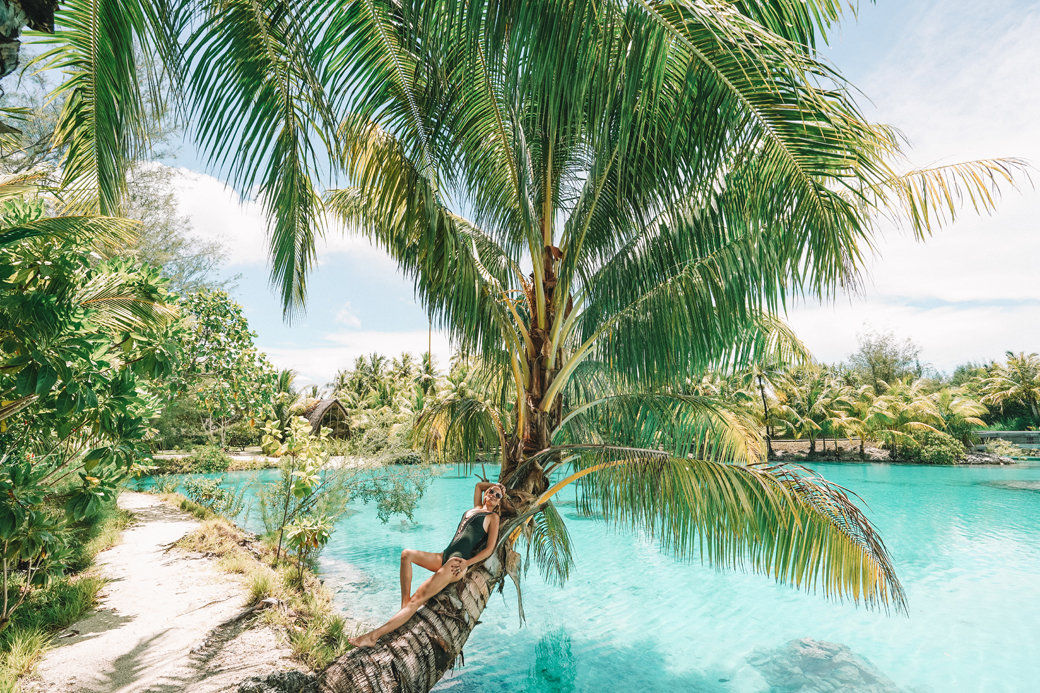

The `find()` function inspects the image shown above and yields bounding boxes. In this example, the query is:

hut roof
[304,398,349,435]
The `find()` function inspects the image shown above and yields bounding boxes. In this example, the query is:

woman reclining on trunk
[348,481,504,648]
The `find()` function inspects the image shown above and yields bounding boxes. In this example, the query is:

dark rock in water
[238,671,317,693]
[747,638,902,692]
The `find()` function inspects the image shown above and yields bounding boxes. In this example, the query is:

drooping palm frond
[862,158,1033,238]
[538,446,906,613]
[414,394,507,466]
[327,117,523,370]
[553,391,763,466]
[35,0,169,215]
[522,501,573,587]
[0,173,45,204]
[184,0,336,316]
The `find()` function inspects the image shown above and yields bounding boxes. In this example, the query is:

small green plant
[184,445,233,473]
[903,430,965,465]
[151,476,180,495]
[284,515,332,583]
[182,477,246,519]
[247,568,277,606]
[984,438,1025,458]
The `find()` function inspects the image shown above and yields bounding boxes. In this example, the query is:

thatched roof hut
[301,398,351,439]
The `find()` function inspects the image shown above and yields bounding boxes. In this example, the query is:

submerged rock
[238,670,317,693]
[747,638,902,692]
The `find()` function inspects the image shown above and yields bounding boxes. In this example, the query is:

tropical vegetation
[0,0,1030,691]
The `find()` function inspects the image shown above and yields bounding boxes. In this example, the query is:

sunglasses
[488,489,503,499]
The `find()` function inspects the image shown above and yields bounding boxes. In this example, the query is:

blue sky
[159,0,1040,387]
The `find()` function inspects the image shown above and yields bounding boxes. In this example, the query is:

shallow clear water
[146,462,1040,692]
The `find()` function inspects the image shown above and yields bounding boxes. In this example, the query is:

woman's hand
[446,556,467,577]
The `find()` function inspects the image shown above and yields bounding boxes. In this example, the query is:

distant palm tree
[982,352,1040,426]
[872,378,943,456]
[773,366,851,455]
[932,387,987,446]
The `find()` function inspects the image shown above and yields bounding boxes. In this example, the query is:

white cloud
[163,167,399,272]
[261,330,452,389]
[787,298,1040,371]
[789,1,1040,369]
[335,301,362,328]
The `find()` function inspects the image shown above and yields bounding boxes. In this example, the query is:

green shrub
[904,430,965,465]
[984,438,1026,458]
[358,428,389,455]
[184,445,232,472]
[226,419,262,448]
[390,450,423,465]
[182,477,245,518]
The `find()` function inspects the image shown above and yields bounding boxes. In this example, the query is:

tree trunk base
[320,556,505,693]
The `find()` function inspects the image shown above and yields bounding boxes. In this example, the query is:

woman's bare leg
[399,550,442,607]
[350,563,464,648]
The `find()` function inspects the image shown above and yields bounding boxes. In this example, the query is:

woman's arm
[463,514,500,568]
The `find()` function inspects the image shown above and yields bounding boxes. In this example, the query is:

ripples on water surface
[164,462,1040,691]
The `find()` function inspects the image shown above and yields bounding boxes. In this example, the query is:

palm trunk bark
[757,375,774,459]
[320,539,518,692]
[321,253,560,691]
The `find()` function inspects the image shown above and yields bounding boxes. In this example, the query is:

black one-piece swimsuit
[441,511,491,563]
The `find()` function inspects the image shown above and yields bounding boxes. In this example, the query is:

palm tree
[306,2,1026,689]
[21,1,1025,690]
[736,361,791,458]
[982,352,1040,426]
[871,377,943,458]
[932,387,987,446]
[772,366,852,456]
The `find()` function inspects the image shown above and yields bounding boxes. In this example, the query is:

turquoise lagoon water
[148,463,1040,691]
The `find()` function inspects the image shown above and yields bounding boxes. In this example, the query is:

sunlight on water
[149,462,1040,691]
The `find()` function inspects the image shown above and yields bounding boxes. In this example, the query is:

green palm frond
[0,173,45,204]
[538,446,905,613]
[414,394,507,466]
[35,0,162,215]
[327,117,521,364]
[553,390,763,465]
[75,268,178,333]
[184,0,335,316]
[523,501,573,587]
[0,215,139,250]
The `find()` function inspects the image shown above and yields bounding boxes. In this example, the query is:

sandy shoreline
[25,492,304,692]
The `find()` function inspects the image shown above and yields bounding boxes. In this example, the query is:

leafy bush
[390,450,423,465]
[984,438,1026,458]
[183,445,232,472]
[226,419,263,448]
[903,430,965,465]
[182,477,245,518]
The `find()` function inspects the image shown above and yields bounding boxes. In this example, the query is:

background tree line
[709,331,1040,465]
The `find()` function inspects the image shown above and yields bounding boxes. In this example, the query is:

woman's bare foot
[349,633,378,648]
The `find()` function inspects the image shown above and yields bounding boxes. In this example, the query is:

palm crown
[317,0,966,612]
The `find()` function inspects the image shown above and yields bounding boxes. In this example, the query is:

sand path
[27,492,299,692]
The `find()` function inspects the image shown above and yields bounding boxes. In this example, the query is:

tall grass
[0,501,127,690]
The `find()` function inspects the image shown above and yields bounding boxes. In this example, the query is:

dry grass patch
[162,497,354,670]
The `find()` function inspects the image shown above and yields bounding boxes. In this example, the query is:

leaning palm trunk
[320,535,521,692]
